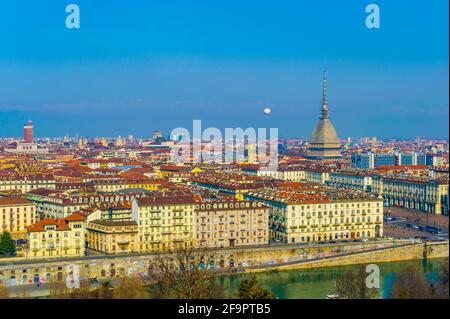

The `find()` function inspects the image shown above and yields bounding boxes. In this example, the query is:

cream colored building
[255,167,306,182]
[304,169,330,184]
[26,213,86,258]
[372,174,448,215]
[246,189,383,244]
[329,169,374,191]
[0,174,56,193]
[87,219,138,255]
[25,189,146,219]
[195,200,269,248]
[132,195,197,252]
[0,197,36,239]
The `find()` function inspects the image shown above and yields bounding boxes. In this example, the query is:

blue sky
[0,0,448,139]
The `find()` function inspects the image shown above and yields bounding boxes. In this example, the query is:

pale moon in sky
[263,107,272,115]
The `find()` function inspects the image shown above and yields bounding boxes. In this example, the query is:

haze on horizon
[0,0,448,139]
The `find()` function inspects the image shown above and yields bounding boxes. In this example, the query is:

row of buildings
[1,193,271,258]
[327,169,448,215]
[352,152,444,169]
[1,179,387,259]
[0,73,446,264]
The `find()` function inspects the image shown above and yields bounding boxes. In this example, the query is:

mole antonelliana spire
[321,70,329,119]
[307,71,342,159]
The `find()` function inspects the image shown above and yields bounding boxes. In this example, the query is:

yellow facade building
[0,197,36,239]
[0,174,56,193]
[87,219,138,254]
[246,189,383,244]
[26,213,86,258]
[132,195,198,252]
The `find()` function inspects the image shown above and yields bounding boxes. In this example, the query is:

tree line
[334,259,448,299]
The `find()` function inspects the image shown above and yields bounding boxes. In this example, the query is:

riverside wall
[248,241,449,272]
[0,240,447,286]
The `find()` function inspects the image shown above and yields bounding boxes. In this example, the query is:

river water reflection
[218,258,447,299]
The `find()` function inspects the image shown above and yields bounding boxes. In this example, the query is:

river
[218,258,447,299]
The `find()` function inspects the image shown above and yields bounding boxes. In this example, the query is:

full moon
[263,107,272,115]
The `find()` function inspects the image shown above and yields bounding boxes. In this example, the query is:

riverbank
[246,240,449,273]
[219,258,448,299]
[1,240,448,292]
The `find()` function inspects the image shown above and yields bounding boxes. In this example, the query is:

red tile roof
[26,213,85,232]
[64,213,86,222]
[26,218,71,232]
[0,197,34,206]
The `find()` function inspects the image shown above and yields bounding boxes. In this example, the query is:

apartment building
[194,200,269,248]
[0,174,56,193]
[246,189,384,244]
[131,195,198,252]
[0,197,36,239]
[87,219,138,254]
[26,213,86,258]
[372,174,448,215]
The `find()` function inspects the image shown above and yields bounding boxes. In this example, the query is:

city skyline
[0,0,449,305]
[0,0,448,139]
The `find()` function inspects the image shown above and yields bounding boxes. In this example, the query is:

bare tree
[334,265,378,299]
[390,266,434,299]
[436,259,449,299]
[91,281,113,299]
[48,278,70,299]
[0,284,9,299]
[113,277,147,299]
[69,280,95,299]
[149,246,226,299]
[238,276,275,299]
